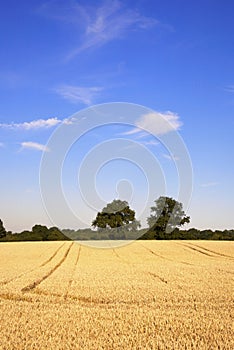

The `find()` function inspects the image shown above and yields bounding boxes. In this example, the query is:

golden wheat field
[0,240,233,350]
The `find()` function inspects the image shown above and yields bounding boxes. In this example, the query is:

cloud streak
[0,117,76,130]
[0,117,61,130]
[163,153,179,161]
[39,1,158,59]
[122,111,182,137]
[142,140,159,146]
[70,0,158,57]
[55,85,104,105]
[20,142,49,152]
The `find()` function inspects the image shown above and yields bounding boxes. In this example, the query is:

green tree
[147,196,190,239]
[32,224,49,240]
[47,227,71,240]
[92,199,141,239]
[0,219,6,239]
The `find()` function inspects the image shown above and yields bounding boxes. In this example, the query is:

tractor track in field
[21,242,74,293]
[0,267,39,286]
[185,242,234,260]
[40,242,66,267]
[175,243,234,281]
[0,292,34,303]
[140,243,195,266]
[217,268,234,275]
[147,272,168,284]
[112,248,120,259]
[0,242,66,286]
[176,242,221,257]
[112,248,125,261]
[140,243,172,261]
[64,245,81,300]
[111,248,131,264]
[15,288,159,306]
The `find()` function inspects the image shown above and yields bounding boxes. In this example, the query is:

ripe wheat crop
[0,240,233,349]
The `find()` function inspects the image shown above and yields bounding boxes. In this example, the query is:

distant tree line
[0,223,70,242]
[0,197,233,241]
[61,227,234,241]
[138,227,234,241]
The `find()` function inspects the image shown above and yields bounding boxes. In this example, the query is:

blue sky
[0,0,234,232]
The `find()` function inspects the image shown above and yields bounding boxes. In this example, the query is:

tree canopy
[0,224,70,242]
[146,196,190,239]
[92,199,141,239]
[0,219,6,239]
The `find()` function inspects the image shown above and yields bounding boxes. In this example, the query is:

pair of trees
[92,196,190,239]
[0,196,190,241]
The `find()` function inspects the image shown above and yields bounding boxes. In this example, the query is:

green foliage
[47,227,70,240]
[1,198,234,242]
[0,225,70,242]
[0,219,6,238]
[32,225,49,241]
[147,196,190,238]
[62,228,95,240]
[92,199,141,239]
[138,227,234,240]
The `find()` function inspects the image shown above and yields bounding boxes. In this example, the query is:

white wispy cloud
[122,111,182,137]
[0,117,61,130]
[20,142,49,152]
[69,0,158,57]
[200,182,219,188]
[0,142,4,147]
[122,129,148,138]
[142,140,159,146]
[163,153,179,161]
[55,85,104,105]
[40,1,158,59]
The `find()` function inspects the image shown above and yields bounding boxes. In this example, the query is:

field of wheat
[0,240,233,349]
